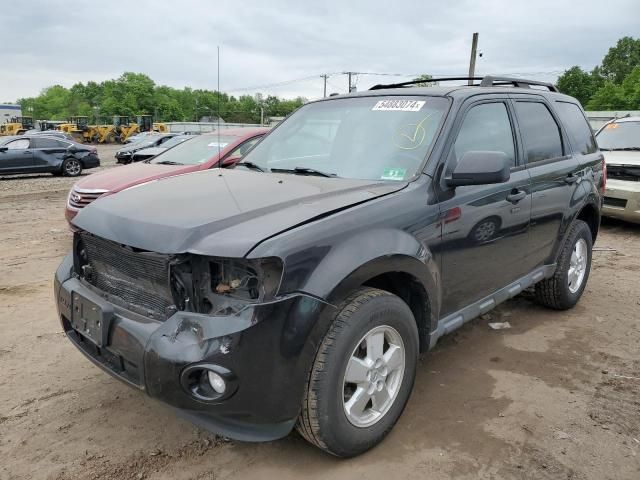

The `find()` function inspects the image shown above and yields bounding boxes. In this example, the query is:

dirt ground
[1,144,639,480]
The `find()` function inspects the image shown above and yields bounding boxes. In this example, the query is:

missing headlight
[184,256,283,316]
[211,259,260,300]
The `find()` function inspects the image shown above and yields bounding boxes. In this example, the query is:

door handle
[564,174,578,184]
[23,151,31,154]
[506,189,526,204]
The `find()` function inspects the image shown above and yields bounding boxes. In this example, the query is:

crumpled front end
[54,232,330,441]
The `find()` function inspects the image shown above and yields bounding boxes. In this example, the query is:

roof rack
[369,75,559,92]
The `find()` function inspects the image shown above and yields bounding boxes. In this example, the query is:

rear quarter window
[554,102,597,155]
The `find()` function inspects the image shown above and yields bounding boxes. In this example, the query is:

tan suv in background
[596,117,640,224]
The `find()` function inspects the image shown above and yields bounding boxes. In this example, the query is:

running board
[429,264,556,349]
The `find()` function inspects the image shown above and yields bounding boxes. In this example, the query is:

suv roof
[332,75,574,103]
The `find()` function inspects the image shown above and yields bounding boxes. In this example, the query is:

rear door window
[514,102,564,163]
[33,137,60,149]
[554,102,597,155]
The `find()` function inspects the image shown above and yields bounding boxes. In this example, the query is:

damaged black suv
[55,76,604,457]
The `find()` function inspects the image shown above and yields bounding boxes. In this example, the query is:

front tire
[535,219,592,310]
[296,287,418,457]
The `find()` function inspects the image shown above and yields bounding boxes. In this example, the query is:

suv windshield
[596,121,640,149]
[241,96,449,181]
[149,134,237,165]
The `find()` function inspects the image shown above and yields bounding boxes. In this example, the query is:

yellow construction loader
[57,116,97,143]
[0,116,34,136]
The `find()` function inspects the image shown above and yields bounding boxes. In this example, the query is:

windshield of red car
[149,134,238,165]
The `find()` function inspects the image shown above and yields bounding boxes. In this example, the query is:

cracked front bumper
[54,254,327,441]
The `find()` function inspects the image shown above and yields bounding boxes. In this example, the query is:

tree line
[17,72,306,124]
[556,36,640,110]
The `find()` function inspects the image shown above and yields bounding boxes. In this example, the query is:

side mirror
[446,151,511,187]
[0,146,7,153]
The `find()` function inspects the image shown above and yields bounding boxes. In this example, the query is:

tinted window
[452,102,515,168]
[515,102,563,162]
[7,138,30,150]
[596,121,640,149]
[554,102,597,155]
[33,137,61,148]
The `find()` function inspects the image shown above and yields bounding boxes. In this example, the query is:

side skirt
[428,264,556,349]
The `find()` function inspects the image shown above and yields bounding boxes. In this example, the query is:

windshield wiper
[154,160,183,165]
[609,147,640,151]
[271,167,337,177]
[234,161,264,172]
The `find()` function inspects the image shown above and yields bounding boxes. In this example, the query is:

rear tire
[296,287,418,457]
[62,158,83,177]
[535,219,592,310]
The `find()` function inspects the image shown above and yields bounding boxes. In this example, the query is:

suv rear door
[436,97,532,316]
[510,95,583,270]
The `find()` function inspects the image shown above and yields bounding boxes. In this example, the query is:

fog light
[207,371,226,394]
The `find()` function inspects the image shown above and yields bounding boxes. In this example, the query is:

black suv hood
[74,169,407,257]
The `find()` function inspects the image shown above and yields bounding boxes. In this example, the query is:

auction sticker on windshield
[372,100,425,112]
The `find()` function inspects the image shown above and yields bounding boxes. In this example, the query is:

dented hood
[73,168,407,257]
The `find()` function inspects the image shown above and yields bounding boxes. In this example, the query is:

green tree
[587,65,640,110]
[600,36,640,84]
[556,66,601,106]
[411,74,433,87]
[17,72,305,124]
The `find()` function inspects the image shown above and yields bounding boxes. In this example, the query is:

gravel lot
[1,144,639,479]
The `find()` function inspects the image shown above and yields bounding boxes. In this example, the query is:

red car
[65,128,269,224]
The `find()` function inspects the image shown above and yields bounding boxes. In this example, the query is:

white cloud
[2,0,639,102]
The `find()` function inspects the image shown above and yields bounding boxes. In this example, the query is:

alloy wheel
[65,159,81,176]
[568,238,588,293]
[342,325,406,428]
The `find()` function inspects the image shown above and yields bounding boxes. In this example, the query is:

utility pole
[321,74,328,98]
[343,72,357,93]
[468,32,479,85]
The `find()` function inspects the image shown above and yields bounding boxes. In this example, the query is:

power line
[227,74,338,93]
[225,70,571,95]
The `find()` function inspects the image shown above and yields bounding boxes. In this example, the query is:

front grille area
[77,233,175,319]
[607,165,640,182]
[603,196,628,209]
[68,187,109,210]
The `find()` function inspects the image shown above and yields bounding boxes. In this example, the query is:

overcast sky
[3,0,639,103]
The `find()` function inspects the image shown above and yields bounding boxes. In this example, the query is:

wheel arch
[576,201,600,243]
[324,254,440,353]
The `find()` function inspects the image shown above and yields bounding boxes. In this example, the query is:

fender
[552,181,600,265]
[272,227,441,350]
[269,229,441,403]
